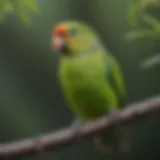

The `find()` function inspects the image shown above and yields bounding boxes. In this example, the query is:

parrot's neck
[72,38,102,58]
[83,38,101,55]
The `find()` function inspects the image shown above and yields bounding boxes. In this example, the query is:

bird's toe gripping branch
[70,119,84,136]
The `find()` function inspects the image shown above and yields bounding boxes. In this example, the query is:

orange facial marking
[53,25,68,36]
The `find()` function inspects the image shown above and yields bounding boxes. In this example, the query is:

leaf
[0,0,38,25]
[127,1,141,26]
[11,0,30,25]
[140,54,160,69]
[0,0,8,10]
[10,0,39,25]
[124,29,160,40]
[22,0,39,13]
[142,14,160,31]
[140,0,160,8]
[0,1,13,23]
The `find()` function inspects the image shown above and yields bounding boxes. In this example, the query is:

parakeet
[51,20,130,153]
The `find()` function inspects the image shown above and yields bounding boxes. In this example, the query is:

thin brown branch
[0,96,160,159]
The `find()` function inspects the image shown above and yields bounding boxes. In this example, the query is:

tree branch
[0,96,160,159]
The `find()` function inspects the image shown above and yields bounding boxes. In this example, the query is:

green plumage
[53,21,129,153]
[59,50,125,120]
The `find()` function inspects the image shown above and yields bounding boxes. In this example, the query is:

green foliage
[127,0,160,26]
[0,0,38,25]
[126,0,160,40]
[125,14,160,40]
[140,54,160,68]
[126,0,160,68]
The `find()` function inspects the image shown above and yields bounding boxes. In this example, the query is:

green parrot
[51,20,130,153]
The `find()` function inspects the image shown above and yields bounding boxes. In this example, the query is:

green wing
[104,53,126,107]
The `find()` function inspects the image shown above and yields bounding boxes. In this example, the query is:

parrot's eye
[69,28,77,36]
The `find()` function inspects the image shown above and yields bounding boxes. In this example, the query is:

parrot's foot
[93,129,131,154]
[70,119,84,136]
[96,109,131,154]
[108,109,131,153]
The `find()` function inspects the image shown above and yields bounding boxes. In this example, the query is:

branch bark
[0,96,160,159]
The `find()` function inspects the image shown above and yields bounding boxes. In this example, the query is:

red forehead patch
[53,25,68,36]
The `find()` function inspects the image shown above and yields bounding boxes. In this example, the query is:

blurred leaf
[125,13,160,40]
[127,0,160,26]
[127,0,141,26]
[0,0,8,10]
[23,0,38,12]
[0,0,39,25]
[11,0,30,25]
[0,0,13,23]
[140,54,160,69]
[125,29,160,40]
[142,14,160,31]
[140,0,160,8]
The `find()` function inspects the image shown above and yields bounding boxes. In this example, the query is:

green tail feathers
[94,126,130,154]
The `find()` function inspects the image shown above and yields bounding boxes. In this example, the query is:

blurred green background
[0,0,160,160]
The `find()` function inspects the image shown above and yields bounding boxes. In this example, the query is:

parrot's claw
[70,119,84,136]
[104,109,131,153]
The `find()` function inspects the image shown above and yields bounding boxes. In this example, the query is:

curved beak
[51,36,65,53]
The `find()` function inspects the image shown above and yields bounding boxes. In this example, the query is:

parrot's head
[51,20,98,56]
